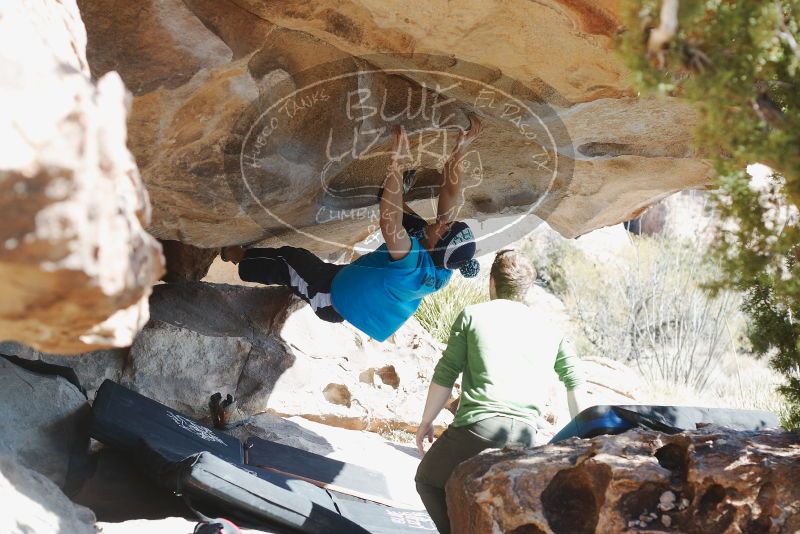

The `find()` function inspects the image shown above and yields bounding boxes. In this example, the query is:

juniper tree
[620,0,800,427]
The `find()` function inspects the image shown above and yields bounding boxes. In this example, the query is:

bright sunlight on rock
[2,0,797,533]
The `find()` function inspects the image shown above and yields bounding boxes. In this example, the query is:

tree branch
[648,0,680,59]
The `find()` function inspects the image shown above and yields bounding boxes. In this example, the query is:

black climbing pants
[238,247,344,323]
[415,416,538,534]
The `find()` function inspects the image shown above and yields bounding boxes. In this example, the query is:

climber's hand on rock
[390,125,409,165]
[416,420,435,456]
[454,113,483,154]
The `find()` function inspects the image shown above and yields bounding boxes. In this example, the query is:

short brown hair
[490,250,536,301]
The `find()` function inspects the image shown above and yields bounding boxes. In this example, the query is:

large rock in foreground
[0,0,164,354]
[447,426,800,534]
[77,0,712,256]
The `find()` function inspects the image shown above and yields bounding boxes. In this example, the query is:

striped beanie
[431,221,477,272]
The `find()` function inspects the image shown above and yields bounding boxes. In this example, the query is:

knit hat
[431,221,477,271]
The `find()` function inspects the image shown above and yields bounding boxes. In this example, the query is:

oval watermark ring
[225,54,574,254]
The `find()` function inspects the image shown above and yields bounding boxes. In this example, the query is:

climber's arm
[380,126,412,260]
[436,114,482,224]
[416,383,452,455]
[436,152,463,225]
[417,311,469,455]
[567,388,590,419]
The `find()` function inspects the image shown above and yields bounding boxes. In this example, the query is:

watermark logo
[224,54,573,254]
[166,411,226,445]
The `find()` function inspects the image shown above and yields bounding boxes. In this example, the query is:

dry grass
[415,274,489,343]
[641,353,788,415]
[376,427,417,445]
[525,228,791,423]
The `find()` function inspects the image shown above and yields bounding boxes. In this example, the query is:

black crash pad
[90,381,434,533]
[333,498,437,533]
[90,379,243,463]
[138,442,366,534]
[139,441,436,534]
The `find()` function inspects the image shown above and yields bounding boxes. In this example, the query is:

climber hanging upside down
[221,114,483,342]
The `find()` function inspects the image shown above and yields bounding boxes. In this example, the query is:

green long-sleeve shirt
[432,299,583,428]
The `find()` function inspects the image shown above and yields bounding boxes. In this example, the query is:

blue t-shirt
[331,237,452,341]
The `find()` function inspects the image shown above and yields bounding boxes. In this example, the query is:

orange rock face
[447,426,800,533]
[0,0,714,352]
[76,0,712,256]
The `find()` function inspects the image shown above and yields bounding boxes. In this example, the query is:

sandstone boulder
[76,0,712,257]
[266,294,453,432]
[0,0,164,354]
[121,282,295,419]
[0,455,96,534]
[0,358,90,489]
[127,282,454,432]
[447,426,800,534]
